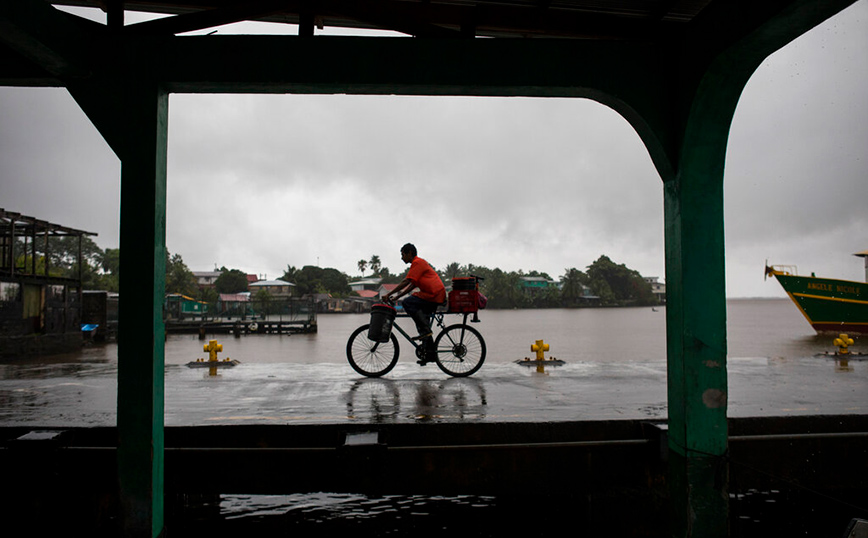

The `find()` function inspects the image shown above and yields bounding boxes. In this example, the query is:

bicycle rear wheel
[346,324,400,377]
[434,324,486,377]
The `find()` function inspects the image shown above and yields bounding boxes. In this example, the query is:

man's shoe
[411,332,433,341]
[416,347,438,366]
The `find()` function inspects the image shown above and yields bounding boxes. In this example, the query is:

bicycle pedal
[411,333,433,341]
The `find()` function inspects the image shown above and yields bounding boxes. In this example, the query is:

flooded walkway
[1,354,866,427]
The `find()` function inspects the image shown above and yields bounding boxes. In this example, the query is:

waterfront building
[0,209,95,357]
[193,271,221,290]
[350,278,382,293]
[644,276,667,304]
[249,279,296,298]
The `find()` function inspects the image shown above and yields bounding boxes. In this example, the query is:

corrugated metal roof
[249,279,295,287]
[355,290,379,298]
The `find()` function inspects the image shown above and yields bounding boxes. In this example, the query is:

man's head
[401,243,417,263]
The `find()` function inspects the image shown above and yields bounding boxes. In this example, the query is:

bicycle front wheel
[347,324,400,377]
[434,324,486,377]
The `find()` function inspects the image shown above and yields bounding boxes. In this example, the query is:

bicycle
[346,277,486,378]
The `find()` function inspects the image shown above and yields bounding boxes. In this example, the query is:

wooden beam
[125,0,289,35]
[0,0,95,79]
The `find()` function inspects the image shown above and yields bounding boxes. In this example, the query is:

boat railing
[768,264,798,276]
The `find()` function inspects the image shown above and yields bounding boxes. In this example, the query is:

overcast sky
[1,2,866,298]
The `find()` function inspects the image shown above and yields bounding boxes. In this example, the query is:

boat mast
[856,250,868,283]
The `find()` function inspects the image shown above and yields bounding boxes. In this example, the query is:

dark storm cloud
[0,88,120,243]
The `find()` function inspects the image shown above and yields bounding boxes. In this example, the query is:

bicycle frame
[390,311,474,352]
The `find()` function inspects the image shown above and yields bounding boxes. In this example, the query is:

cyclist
[382,243,446,364]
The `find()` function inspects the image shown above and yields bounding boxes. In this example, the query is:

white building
[643,276,667,304]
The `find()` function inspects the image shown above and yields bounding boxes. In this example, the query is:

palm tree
[443,262,462,280]
[357,259,368,276]
[281,265,298,284]
[560,267,587,306]
[369,255,382,275]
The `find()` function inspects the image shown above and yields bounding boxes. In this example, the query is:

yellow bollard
[531,339,550,361]
[833,334,854,355]
[204,339,223,362]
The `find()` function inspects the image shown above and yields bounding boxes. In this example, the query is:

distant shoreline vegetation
[426,256,661,309]
[14,237,661,309]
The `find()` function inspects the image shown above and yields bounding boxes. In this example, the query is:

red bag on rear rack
[448,277,479,313]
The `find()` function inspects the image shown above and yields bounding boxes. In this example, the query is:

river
[11,297,834,369]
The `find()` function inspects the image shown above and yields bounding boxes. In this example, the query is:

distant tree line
[433,255,658,309]
[16,238,658,309]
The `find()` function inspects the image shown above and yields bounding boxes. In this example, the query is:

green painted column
[663,64,748,536]
[115,80,168,538]
[664,173,729,537]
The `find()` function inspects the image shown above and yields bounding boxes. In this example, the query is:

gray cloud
[3,2,866,296]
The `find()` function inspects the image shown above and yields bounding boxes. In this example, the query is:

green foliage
[215,268,249,294]
[586,255,656,306]
[441,262,462,281]
[16,235,107,289]
[165,252,197,296]
[560,267,589,306]
[377,267,403,284]
[197,287,218,310]
[102,248,120,275]
[281,265,299,283]
[253,288,273,315]
[99,248,120,292]
[368,255,382,275]
[284,265,351,297]
[321,267,351,296]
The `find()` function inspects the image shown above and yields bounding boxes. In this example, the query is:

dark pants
[402,295,438,341]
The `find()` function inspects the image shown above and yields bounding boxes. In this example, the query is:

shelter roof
[0,207,96,237]
[50,0,712,39]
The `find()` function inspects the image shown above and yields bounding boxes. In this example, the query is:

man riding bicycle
[382,243,445,365]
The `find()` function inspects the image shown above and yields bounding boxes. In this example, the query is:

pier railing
[165,296,317,334]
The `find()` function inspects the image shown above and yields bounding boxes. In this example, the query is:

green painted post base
[669,450,730,538]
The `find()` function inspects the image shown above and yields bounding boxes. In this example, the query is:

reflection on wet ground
[1,355,867,426]
[168,488,863,537]
[0,361,117,380]
[345,377,488,422]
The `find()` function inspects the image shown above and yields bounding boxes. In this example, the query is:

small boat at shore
[765,250,868,335]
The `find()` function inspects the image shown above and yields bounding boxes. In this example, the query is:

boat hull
[771,272,868,335]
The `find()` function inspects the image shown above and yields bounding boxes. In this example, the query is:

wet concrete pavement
[1,355,866,427]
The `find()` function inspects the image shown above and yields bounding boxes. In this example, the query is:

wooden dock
[166,319,316,335]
